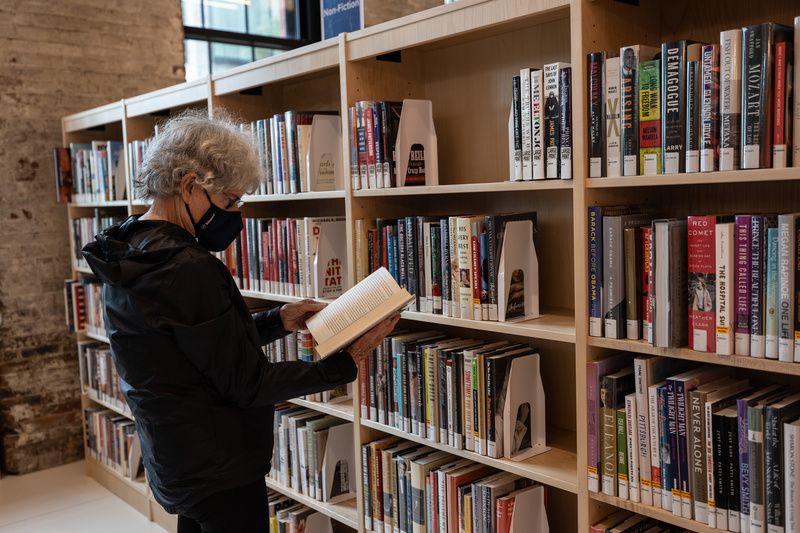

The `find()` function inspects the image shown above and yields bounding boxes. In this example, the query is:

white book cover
[634,358,653,506]
[716,222,735,355]
[306,114,343,192]
[448,216,460,319]
[531,69,545,180]
[501,352,547,461]
[456,217,473,320]
[520,67,533,180]
[648,383,663,509]
[795,17,800,168]
[778,214,798,361]
[625,393,641,503]
[321,422,356,503]
[497,220,539,322]
[720,30,742,171]
[395,99,438,186]
[310,217,348,299]
[605,57,622,178]
[543,62,564,179]
[786,420,800,533]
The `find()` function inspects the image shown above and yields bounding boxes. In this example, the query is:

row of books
[214,216,348,299]
[64,278,104,337]
[127,137,154,200]
[267,488,354,533]
[347,99,440,190]
[587,18,800,178]
[71,213,124,271]
[78,342,129,417]
[358,331,545,462]
[588,208,800,361]
[588,355,800,532]
[242,111,342,196]
[262,328,353,404]
[590,509,689,533]
[84,406,143,481]
[510,62,573,181]
[53,142,126,204]
[270,405,356,504]
[354,212,539,323]
[362,435,548,533]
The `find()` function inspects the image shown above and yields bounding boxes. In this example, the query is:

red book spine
[289,218,298,296]
[774,41,787,151]
[471,234,482,319]
[688,215,717,352]
[365,104,376,185]
[276,218,284,293]
[429,471,438,531]
[240,225,249,291]
[642,225,653,343]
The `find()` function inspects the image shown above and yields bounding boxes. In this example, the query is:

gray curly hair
[135,108,261,200]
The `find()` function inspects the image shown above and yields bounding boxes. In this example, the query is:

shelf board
[360,419,577,494]
[353,180,572,197]
[288,398,354,422]
[126,78,210,118]
[68,200,129,208]
[84,390,134,421]
[400,309,575,344]
[239,289,303,304]
[242,190,346,203]
[588,337,800,377]
[84,330,111,344]
[63,101,124,132]
[85,455,148,496]
[74,265,94,275]
[264,477,358,529]
[586,167,800,188]
[590,492,715,533]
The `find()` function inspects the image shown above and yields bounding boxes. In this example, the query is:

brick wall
[0,1,184,474]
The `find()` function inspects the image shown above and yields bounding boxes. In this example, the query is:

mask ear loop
[183,183,212,227]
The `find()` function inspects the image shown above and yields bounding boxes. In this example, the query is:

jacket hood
[82,216,196,287]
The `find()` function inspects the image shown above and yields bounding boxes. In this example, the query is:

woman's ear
[179,173,196,203]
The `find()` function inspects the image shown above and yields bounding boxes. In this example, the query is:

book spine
[470,227,482,321]
[700,44,721,172]
[486,359,497,458]
[785,420,800,533]
[531,69,545,180]
[617,407,630,500]
[604,216,624,339]
[440,220,450,318]
[642,226,653,343]
[726,414,741,530]
[285,111,299,193]
[751,215,766,358]
[520,68,533,181]
[779,214,796,361]
[736,215,753,356]
[767,227,780,358]
[720,29,743,171]
[381,102,392,188]
[417,218,427,313]
[587,362,600,492]
[463,353,474,452]
[621,47,641,176]
[662,42,686,174]
[356,103,368,189]
[602,401,618,496]
[736,398,752,533]
[544,63,561,179]
[485,216,498,321]
[559,65,573,179]
[717,222,736,355]
[626,393,641,502]
[431,225,442,315]
[649,384,663,507]
[686,60,702,172]
[439,352,449,445]
[479,230,489,320]
[639,59,662,175]
[741,24,773,169]
[635,359,653,506]
[659,385,674,510]
[765,406,783,533]
[795,218,800,362]
[589,207,604,337]
[448,217,460,319]
[688,215,717,352]
[774,42,789,168]
[750,407,766,532]
[667,380,681,515]
[624,228,642,340]
[372,102,384,189]
[511,75,523,181]
[605,57,622,177]
[365,103,377,188]
[690,390,709,524]
[676,380,692,518]
[588,52,606,178]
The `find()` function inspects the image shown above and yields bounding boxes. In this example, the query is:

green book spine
[617,407,629,499]
[639,59,662,175]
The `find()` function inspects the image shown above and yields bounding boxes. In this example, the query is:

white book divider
[305,114,343,192]
[497,220,540,322]
[321,422,356,503]
[396,99,439,187]
[508,485,549,533]
[311,217,348,299]
[502,352,548,461]
[304,512,333,532]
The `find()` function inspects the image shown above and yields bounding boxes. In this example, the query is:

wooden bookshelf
[288,398,355,422]
[242,190,347,203]
[84,390,134,420]
[84,330,110,344]
[265,477,359,529]
[590,493,717,533]
[587,167,800,188]
[352,180,573,197]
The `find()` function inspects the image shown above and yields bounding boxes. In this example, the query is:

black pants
[177,478,268,533]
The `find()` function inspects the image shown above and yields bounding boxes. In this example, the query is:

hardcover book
[543,62,569,179]
[700,44,721,172]
[735,215,752,356]
[620,45,659,176]
[661,41,692,174]
[559,65,573,180]
[716,219,736,355]
[588,52,606,178]
[720,29,743,171]
[688,215,717,352]
[605,56,622,178]
[638,59,662,175]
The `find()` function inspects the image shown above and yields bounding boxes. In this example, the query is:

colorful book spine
[720,29,743,171]
[520,68,533,181]
[559,65,573,180]
[605,57,622,177]
[688,215,717,352]
[766,226,780,359]
[735,215,752,356]
[700,44,720,172]
[626,393,640,503]
[642,226,653,343]
[588,52,606,178]
[685,59,702,173]
[750,215,766,358]
[544,62,567,179]
[779,214,797,362]
[658,384,674,510]
[589,207,604,337]
[639,59,662,175]
[617,407,629,500]
[773,41,790,168]
[511,75,523,181]
[716,220,736,355]
[531,69,545,180]
[661,41,688,174]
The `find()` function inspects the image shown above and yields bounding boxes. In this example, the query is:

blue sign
[321,0,362,40]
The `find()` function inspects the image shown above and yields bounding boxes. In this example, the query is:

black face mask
[184,189,243,252]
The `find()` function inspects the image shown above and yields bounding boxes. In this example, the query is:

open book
[306,267,413,358]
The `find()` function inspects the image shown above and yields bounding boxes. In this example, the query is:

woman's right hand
[345,312,401,362]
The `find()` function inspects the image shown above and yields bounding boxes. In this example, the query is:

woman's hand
[279,299,327,332]
[345,312,401,362]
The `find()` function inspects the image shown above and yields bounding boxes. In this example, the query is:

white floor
[0,461,167,533]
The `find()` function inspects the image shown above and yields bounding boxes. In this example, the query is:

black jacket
[82,216,357,515]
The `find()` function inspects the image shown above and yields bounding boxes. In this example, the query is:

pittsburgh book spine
[688,215,717,352]
[662,41,687,174]
[543,62,563,179]
[639,59,662,175]
[700,44,721,172]
[588,52,606,177]
[773,41,790,168]
[621,47,640,176]
[531,68,545,180]
[520,68,533,180]
[735,215,752,356]
[717,221,736,355]
[589,207,604,337]
[560,65,573,179]
[686,60,702,172]
[635,359,653,506]
[720,29,743,171]
[751,215,766,358]
[605,56,622,177]
[617,406,629,500]
[642,226,653,343]
[779,214,796,361]
[624,227,642,339]
[766,226,780,359]
[511,75,523,181]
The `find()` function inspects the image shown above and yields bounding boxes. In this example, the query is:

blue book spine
[766,227,780,358]
[737,397,751,526]
[676,379,691,515]
[589,206,604,336]
[750,215,765,356]
[387,227,397,282]
[667,380,680,513]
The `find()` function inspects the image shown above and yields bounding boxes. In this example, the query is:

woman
[82,110,399,533]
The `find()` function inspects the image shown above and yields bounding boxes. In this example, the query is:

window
[182,0,321,80]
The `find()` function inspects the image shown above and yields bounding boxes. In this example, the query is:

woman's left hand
[279,299,327,332]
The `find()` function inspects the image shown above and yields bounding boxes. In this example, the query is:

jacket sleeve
[251,307,290,345]
[166,253,358,408]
